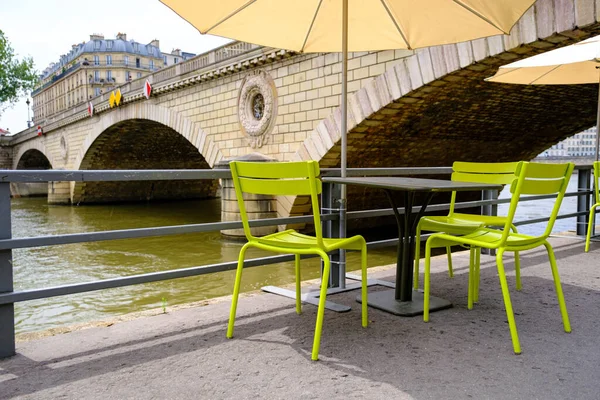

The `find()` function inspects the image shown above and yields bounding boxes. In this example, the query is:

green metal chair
[226,160,368,361]
[422,161,574,354]
[414,161,521,299]
[585,161,600,252]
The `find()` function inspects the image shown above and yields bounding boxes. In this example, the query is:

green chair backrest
[230,160,324,246]
[448,161,520,215]
[594,161,600,204]
[501,161,574,242]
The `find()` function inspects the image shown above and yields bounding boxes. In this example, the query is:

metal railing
[0,165,596,358]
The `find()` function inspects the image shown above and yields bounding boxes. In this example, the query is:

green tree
[0,29,37,116]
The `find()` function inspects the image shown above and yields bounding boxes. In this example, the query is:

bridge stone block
[48,181,71,205]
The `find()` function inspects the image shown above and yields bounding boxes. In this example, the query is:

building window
[95,88,101,96]
[163,55,167,65]
[125,71,131,81]
[94,40,101,50]
[133,43,139,52]
[136,72,142,78]
[94,70,100,81]
[94,55,99,65]
[107,70,112,81]
[124,56,129,66]
[106,55,112,65]
[149,60,154,70]
[174,57,179,64]
[107,40,113,50]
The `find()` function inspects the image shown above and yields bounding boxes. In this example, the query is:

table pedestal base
[356,289,452,316]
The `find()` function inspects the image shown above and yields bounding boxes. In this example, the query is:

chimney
[171,48,182,56]
[90,33,104,40]
[116,32,127,41]
[149,39,160,49]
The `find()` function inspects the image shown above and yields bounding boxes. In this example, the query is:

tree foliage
[0,29,37,116]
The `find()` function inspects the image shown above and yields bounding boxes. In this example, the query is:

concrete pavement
[1,236,599,399]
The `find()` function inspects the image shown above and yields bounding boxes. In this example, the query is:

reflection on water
[12,198,397,334]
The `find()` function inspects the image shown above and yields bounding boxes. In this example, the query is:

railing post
[0,182,15,358]
[322,182,344,288]
[577,168,592,236]
[481,189,498,255]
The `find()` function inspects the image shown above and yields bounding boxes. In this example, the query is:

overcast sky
[0,0,231,133]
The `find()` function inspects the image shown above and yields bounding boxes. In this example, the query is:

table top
[322,176,503,192]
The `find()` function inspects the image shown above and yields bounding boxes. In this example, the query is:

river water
[11,175,580,335]
[11,197,397,335]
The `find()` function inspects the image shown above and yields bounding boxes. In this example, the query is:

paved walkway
[1,236,600,399]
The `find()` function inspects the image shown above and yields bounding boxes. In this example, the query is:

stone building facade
[543,127,597,157]
[32,33,166,124]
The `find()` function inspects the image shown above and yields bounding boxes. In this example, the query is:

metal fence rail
[0,165,596,358]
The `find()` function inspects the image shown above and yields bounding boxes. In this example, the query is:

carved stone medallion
[238,70,277,148]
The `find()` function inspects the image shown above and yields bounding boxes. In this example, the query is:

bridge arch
[13,142,52,170]
[12,143,52,198]
[283,5,600,220]
[72,104,223,204]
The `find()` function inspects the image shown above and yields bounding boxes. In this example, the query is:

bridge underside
[73,119,218,204]
[327,30,600,228]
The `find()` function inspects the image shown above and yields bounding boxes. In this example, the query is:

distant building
[31,33,166,124]
[162,49,196,66]
[543,127,597,157]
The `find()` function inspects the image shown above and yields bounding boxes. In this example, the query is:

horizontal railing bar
[0,213,335,250]
[0,236,397,305]
[0,169,230,182]
[0,167,457,183]
[321,167,453,177]
[513,211,587,226]
[0,254,297,304]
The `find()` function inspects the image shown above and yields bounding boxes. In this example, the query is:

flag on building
[115,89,122,106]
[37,126,44,136]
[144,80,152,99]
[88,102,94,117]
[0,128,9,136]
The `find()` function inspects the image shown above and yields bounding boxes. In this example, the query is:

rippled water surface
[12,198,397,334]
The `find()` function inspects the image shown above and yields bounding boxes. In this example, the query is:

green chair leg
[311,250,331,361]
[414,225,422,290]
[544,241,571,333]
[585,204,598,252]
[514,251,522,291]
[474,247,481,303]
[447,246,454,278]
[227,242,251,339]
[295,254,302,314]
[468,248,475,310]
[495,249,521,355]
[510,224,522,290]
[361,241,369,328]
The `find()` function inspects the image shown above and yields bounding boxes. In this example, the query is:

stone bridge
[1,0,600,222]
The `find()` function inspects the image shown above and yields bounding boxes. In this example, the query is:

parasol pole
[596,66,600,161]
[341,0,348,182]
[336,0,349,288]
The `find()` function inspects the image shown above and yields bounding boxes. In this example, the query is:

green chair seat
[414,161,521,292]
[423,161,574,354]
[256,229,366,251]
[227,160,368,361]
